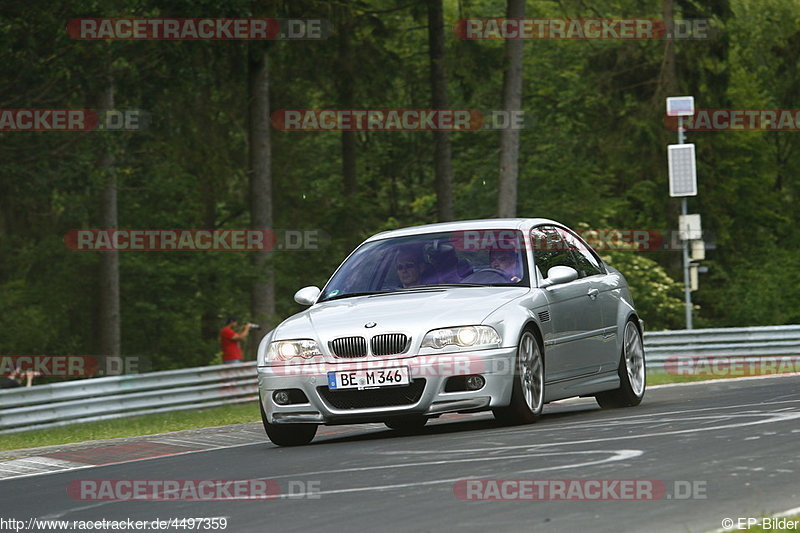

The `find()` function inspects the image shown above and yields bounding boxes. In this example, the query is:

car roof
[363,218,563,242]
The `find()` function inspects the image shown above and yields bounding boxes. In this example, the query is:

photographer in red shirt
[220,317,251,364]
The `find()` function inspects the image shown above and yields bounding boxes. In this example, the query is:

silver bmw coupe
[257,218,646,446]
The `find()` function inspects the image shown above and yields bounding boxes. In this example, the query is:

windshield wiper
[322,284,488,302]
[322,290,392,302]
[408,283,485,289]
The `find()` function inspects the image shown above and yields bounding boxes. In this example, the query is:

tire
[596,319,646,408]
[259,394,317,446]
[384,415,428,433]
[493,329,544,425]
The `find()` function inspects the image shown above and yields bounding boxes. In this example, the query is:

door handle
[587,288,599,300]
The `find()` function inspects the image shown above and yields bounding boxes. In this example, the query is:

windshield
[319,229,528,301]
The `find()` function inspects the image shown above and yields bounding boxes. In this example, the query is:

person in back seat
[426,241,472,283]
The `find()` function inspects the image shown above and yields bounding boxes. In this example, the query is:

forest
[1,0,798,372]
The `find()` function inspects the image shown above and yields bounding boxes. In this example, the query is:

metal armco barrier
[645,324,800,371]
[2,325,799,433]
[0,363,258,434]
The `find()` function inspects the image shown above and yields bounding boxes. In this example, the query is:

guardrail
[0,363,258,434]
[2,325,799,434]
[645,324,800,372]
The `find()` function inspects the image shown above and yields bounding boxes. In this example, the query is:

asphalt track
[2,375,800,533]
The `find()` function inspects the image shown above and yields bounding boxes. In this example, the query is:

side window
[530,226,580,279]
[559,229,604,278]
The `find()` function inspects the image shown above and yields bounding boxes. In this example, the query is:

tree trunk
[248,47,275,352]
[427,0,454,222]
[97,81,121,358]
[656,0,678,100]
[339,21,358,196]
[658,0,681,275]
[199,150,219,345]
[497,0,525,218]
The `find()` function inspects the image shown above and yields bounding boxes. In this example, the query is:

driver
[490,250,522,282]
[395,249,424,288]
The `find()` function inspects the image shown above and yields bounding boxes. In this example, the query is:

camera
[248,323,262,330]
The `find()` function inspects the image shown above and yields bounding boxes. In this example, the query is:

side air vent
[537,310,551,323]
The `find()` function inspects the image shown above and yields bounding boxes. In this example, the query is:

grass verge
[647,370,800,386]
[0,402,261,452]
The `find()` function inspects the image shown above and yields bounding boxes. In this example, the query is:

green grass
[0,402,262,453]
[647,372,727,385]
[647,369,799,386]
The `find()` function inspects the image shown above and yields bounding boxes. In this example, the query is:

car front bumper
[257,347,517,424]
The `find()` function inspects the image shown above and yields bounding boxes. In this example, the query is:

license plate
[327,367,410,390]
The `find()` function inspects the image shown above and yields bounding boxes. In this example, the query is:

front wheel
[260,395,317,446]
[596,320,646,408]
[493,330,544,425]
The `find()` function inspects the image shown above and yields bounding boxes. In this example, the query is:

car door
[558,227,620,371]
[531,226,605,383]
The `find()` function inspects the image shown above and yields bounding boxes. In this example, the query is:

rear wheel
[259,394,317,446]
[493,330,544,425]
[384,415,428,433]
[596,320,646,408]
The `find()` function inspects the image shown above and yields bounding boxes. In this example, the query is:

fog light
[465,375,485,391]
[273,390,291,405]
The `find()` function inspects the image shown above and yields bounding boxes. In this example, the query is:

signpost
[666,96,699,329]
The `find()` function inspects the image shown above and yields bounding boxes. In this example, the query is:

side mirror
[540,266,579,288]
[294,286,321,306]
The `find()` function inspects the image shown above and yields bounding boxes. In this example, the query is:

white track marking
[0,440,267,482]
[269,449,645,499]
[263,449,631,480]
[775,506,800,517]
[375,410,800,455]
[0,457,87,478]
[40,450,643,515]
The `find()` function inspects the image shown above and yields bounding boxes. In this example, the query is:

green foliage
[601,252,685,331]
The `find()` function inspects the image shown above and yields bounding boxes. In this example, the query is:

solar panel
[668,143,697,197]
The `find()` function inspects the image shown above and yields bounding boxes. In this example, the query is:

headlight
[266,339,321,363]
[421,325,501,350]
